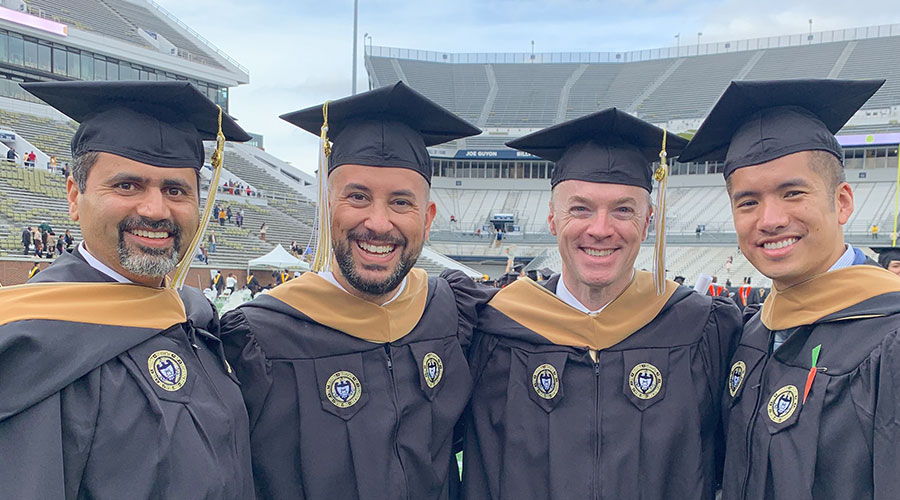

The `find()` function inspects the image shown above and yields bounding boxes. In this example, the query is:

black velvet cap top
[506,108,688,191]
[20,80,251,169]
[872,247,900,268]
[678,79,885,177]
[279,81,480,183]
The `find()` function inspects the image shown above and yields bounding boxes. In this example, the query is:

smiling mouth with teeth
[762,237,798,250]
[130,229,171,239]
[583,248,615,257]
[357,241,396,255]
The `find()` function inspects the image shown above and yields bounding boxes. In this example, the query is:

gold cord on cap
[311,101,333,273]
[170,105,226,289]
[652,129,669,295]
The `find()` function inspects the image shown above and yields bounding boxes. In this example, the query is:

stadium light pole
[352,0,359,95]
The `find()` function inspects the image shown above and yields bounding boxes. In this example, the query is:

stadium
[0,1,899,293]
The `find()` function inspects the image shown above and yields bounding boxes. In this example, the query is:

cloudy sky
[153,0,900,174]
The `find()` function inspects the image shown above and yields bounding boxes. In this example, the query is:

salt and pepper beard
[333,229,420,297]
[117,216,184,279]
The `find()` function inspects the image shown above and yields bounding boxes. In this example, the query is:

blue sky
[154,0,900,174]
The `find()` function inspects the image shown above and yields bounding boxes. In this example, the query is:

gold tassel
[311,101,332,272]
[652,129,669,296]
[170,105,226,289]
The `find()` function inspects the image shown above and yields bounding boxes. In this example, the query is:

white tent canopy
[248,244,310,271]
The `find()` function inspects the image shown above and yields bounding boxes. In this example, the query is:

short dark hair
[71,151,99,192]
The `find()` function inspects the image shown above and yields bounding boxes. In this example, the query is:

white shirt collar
[317,271,407,306]
[78,241,133,283]
[827,243,856,272]
[554,270,634,315]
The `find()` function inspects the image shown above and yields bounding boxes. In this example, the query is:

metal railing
[141,0,249,74]
[367,23,900,64]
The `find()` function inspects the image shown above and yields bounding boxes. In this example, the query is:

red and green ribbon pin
[802,344,822,404]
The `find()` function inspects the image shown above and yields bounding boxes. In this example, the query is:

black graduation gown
[463,272,742,500]
[0,249,255,500]
[220,269,490,500]
[722,265,900,500]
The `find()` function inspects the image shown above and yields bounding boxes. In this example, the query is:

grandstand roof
[365,24,900,136]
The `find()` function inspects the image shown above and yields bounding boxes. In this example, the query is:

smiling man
[220,82,488,500]
[462,109,742,500]
[0,81,255,499]
[680,78,900,500]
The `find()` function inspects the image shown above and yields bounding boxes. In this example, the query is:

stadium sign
[454,150,538,159]
[0,6,68,36]
[838,133,900,147]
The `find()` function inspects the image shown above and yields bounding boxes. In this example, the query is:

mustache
[118,216,181,237]
[347,229,406,247]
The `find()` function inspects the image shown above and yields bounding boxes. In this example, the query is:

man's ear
[66,176,80,222]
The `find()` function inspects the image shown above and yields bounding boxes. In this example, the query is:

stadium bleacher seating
[27,0,150,47]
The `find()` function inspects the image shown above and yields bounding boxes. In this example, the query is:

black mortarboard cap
[679,79,885,177]
[20,80,251,169]
[279,82,480,183]
[872,247,900,269]
[506,108,688,191]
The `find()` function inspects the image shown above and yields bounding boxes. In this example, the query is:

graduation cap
[20,80,251,169]
[506,107,688,191]
[20,80,251,289]
[679,79,885,177]
[872,247,900,269]
[507,108,687,295]
[280,81,480,183]
[280,82,480,272]
[540,267,554,280]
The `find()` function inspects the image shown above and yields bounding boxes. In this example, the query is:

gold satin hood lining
[267,268,429,343]
[488,270,678,350]
[760,265,900,330]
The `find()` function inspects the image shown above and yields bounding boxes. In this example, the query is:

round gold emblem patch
[326,370,362,408]
[148,350,187,392]
[423,352,444,388]
[729,361,747,398]
[629,363,663,400]
[532,363,559,399]
[767,385,799,424]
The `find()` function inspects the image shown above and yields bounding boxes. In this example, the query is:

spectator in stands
[259,221,267,242]
[217,205,226,226]
[49,155,57,172]
[871,223,879,239]
[32,230,42,258]
[679,78,897,499]
[6,146,16,161]
[494,227,503,247]
[245,185,251,197]
[26,150,35,167]
[47,232,58,257]
[219,82,486,499]
[467,108,741,499]
[289,240,301,256]
[235,208,244,228]
[63,229,74,252]
[208,229,217,253]
[195,245,208,264]
[0,80,255,499]
[21,226,32,255]
[226,205,232,223]
[226,272,237,294]
[62,162,70,178]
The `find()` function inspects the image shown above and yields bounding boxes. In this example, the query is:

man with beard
[462,109,742,500]
[0,81,255,499]
[679,78,900,500]
[220,82,488,500]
